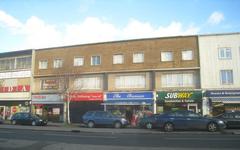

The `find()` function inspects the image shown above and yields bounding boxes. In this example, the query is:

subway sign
[156,91,202,103]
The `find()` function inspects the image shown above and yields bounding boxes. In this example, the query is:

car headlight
[218,120,224,124]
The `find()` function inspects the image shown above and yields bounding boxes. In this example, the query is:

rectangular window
[0,58,15,71]
[113,54,124,64]
[16,56,32,69]
[91,56,101,66]
[220,70,233,84]
[53,59,63,68]
[39,60,48,69]
[74,57,84,66]
[115,75,146,89]
[182,50,193,60]
[219,48,232,59]
[161,73,194,87]
[74,76,102,90]
[161,51,173,62]
[133,52,144,63]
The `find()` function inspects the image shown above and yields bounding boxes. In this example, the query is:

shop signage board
[205,90,240,97]
[41,79,59,90]
[69,92,103,101]
[0,71,31,79]
[0,85,30,93]
[32,94,63,104]
[157,91,202,103]
[106,92,153,100]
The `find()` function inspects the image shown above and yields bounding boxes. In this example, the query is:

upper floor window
[220,70,233,85]
[115,75,146,89]
[74,57,84,66]
[161,51,173,62]
[74,76,102,90]
[113,54,124,64]
[91,56,101,66]
[0,58,15,71]
[219,47,232,59]
[16,56,31,69]
[161,73,194,87]
[53,59,63,68]
[39,60,48,69]
[182,50,193,60]
[133,52,144,63]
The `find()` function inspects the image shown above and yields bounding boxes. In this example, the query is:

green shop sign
[156,91,202,103]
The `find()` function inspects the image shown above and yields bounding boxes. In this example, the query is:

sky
[0,0,239,53]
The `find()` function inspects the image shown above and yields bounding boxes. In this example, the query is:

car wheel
[207,122,218,132]
[12,120,16,125]
[32,121,36,126]
[145,122,153,129]
[114,121,122,128]
[164,122,174,132]
[87,121,95,128]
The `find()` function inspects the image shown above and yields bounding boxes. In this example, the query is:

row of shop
[1,90,240,123]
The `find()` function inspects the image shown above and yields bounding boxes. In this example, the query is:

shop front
[69,92,104,123]
[156,91,202,114]
[32,94,64,122]
[205,90,240,116]
[0,84,31,120]
[104,92,154,124]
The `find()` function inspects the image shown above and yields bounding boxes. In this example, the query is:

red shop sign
[69,92,103,102]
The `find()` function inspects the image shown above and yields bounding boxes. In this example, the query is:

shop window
[133,52,144,63]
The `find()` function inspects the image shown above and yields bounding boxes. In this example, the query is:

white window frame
[115,75,146,89]
[74,76,102,90]
[39,60,48,69]
[91,55,101,66]
[220,70,233,85]
[182,50,193,60]
[161,73,194,87]
[218,47,232,59]
[74,57,84,66]
[53,58,63,68]
[133,52,144,63]
[161,51,173,62]
[113,54,124,64]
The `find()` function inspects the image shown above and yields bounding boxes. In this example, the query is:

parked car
[154,110,226,132]
[216,112,240,128]
[11,112,47,126]
[138,114,160,129]
[0,116,3,124]
[82,111,129,128]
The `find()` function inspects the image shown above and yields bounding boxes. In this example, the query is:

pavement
[1,121,240,135]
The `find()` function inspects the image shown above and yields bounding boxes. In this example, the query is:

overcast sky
[0,0,239,53]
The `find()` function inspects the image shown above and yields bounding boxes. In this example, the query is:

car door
[185,112,207,130]
[232,113,240,128]
[223,113,235,128]
[170,111,187,130]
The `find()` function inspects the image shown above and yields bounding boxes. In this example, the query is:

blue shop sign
[205,90,240,97]
[106,92,153,101]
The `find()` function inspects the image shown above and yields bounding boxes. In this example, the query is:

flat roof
[0,49,32,58]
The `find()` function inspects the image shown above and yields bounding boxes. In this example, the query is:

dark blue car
[82,111,129,128]
[155,110,226,132]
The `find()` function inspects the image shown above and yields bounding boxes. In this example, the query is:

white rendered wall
[199,33,240,89]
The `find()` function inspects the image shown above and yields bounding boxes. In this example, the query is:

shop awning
[102,100,153,105]
[211,97,240,104]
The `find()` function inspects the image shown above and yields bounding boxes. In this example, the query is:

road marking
[44,133,117,139]
[165,137,240,141]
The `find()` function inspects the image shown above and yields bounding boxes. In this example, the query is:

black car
[11,112,47,126]
[216,112,240,128]
[154,110,226,132]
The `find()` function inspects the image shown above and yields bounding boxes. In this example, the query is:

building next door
[0,106,5,119]
[188,103,198,113]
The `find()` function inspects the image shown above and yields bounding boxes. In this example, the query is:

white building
[198,33,240,116]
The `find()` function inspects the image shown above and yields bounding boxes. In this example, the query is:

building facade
[33,36,201,123]
[0,50,32,120]
[199,33,240,116]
